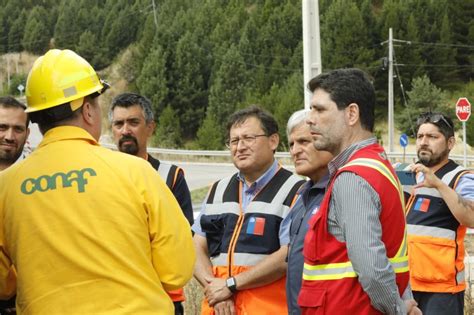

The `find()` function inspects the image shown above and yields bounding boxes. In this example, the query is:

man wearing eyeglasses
[406,112,474,315]
[192,105,304,315]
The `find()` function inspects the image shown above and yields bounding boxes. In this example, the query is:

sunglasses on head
[416,113,453,130]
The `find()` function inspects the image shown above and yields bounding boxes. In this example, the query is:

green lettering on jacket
[20,168,97,195]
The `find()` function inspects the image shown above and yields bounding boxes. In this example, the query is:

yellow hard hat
[25,49,108,113]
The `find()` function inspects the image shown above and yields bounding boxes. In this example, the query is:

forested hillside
[0,0,473,149]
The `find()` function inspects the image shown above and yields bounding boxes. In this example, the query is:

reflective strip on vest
[211,252,268,267]
[157,163,172,183]
[204,202,241,216]
[212,176,233,204]
[303,157,408,282]
[245,200,291,217]
[340,157,408,258]
[302,255,409,281]
[412,165,465,198]
[457,270,465,283]
[407,224,455,240]
[339,158,405,208]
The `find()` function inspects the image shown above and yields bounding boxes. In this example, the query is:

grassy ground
[184,188,208,315]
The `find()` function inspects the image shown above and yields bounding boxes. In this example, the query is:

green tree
[136,43,169,116]
[205,44,247,135]
[103,2,141,60]
[196,114,224,150]
[448,0,474,81]
[396,75,449,137]
[23,6,51,54]
[154,105,182,148]
[76,31,96,66]
[170,31,208,139]
[428,13,457,88]
[54,1,80,50]
[7,73,27,96]
[321,0,373,69]
[8,10,27,52]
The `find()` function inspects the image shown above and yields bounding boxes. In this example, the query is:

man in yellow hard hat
[0,49,195,314]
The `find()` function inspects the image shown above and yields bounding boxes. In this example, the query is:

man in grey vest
[109,92,193,314]
[279,109,332,314]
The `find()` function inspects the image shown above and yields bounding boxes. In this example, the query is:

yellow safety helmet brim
[25,49,108,113]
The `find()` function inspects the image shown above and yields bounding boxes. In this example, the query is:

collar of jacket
[38,126,99,148]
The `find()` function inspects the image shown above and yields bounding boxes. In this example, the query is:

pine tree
[321,0,373,69]
[23,6,51,54]
[396,75,449,137]
[76,31,97,67]
[136,43,169,116]
[54,1,80,50]
[171,31,208,139]
[8,10,27,52]
[154,105,182,148]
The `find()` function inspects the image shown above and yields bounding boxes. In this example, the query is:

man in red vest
[300,68,420,314]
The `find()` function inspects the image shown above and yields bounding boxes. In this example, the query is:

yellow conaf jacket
[0,126,195,314]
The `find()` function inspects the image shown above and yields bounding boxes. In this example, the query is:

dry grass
[183,278,204,315]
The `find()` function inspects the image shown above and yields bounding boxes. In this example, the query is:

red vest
[299,144,409,314]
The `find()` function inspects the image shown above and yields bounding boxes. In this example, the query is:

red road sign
[455,97,471,122]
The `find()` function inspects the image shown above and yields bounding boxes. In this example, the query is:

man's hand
[213,298,236,315]
[411,163,442,189]
[404,299,422,315]
[204,276,233,306]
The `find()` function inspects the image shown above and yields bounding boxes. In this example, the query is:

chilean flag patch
[247,217,265,235]
[414,198,430,212]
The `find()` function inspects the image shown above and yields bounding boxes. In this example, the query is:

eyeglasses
[416,113,453,130]
[225,134,268,149]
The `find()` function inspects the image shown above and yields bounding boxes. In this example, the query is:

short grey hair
[286,109,310,139]
[109,92,155,123]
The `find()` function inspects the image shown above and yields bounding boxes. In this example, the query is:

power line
[394,39,474,49]
[396,64,474,68]
[392,48,416,136]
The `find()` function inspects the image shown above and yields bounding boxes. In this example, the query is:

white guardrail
[101,143,474,164]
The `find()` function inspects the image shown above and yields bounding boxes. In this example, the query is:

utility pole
[7,55,11,91]
[302,0,322,109]
[388,28,394,153]
[151,0,158,29]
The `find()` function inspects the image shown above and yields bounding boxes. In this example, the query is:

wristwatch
[226,276,238,293]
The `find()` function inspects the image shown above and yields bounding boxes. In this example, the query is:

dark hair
[32,96,100,134]
[226,105,278,138]
[0,96,29,126]
[415,112,454,139]
[109,92,154,123]
[307,68,375,132]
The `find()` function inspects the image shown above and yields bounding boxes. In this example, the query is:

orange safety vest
[406,160,472,293]
[300,144,409,314]
[200,167,303,315]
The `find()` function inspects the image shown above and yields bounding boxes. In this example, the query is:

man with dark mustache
[109,92,193,315]
[405,112,474,315]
